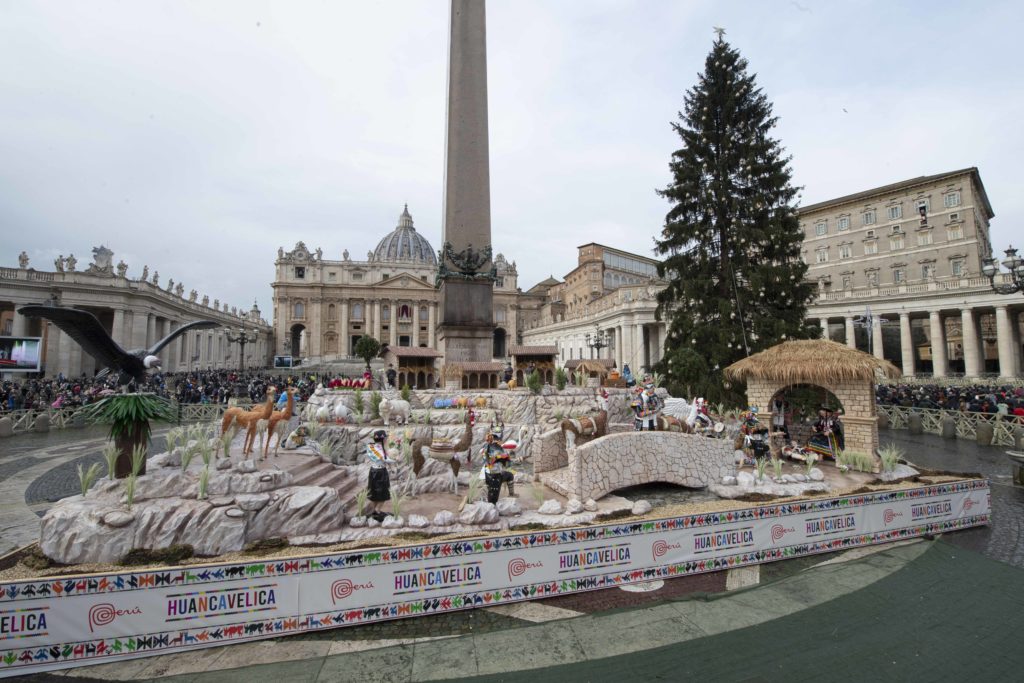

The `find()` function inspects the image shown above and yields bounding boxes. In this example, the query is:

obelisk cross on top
[437,0,497,366]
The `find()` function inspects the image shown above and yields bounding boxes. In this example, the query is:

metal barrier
[0,401,308,436]
[877,405,1023,447]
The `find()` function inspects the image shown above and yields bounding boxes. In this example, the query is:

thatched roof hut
[576,360,611,376]
[724,339,901,385]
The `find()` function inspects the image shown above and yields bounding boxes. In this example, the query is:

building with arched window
[272,206,545,379]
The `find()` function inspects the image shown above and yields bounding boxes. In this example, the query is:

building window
[866,271,879,287]
[922,264,935,280]
[837,216,850,231]
[294,267,305,279]
[328,271,336,281]
[382,305,390,321]
[887,205,902,220]
[944,191,961,208]
[293,302,304,319]
[419,306,429,322]
[947,225,963,240]
[839,244,852,259]
[352,272,363,281]
[351,303,363,321]
[399,304,411,320]
[864,241,878,255]
[951,259,965,277]
[917,231,933,247]
[815,248,828,263]
[916,198,929,214]
[949,212,960,222]
[893,268,905,284]
[815,221,827,236]
[328,304,336,320]
[863,210,876,226]
[890,235,904,251]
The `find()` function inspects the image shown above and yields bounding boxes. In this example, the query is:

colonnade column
[428,302,437,349]
[389,300,398,347]
[844,317,856,349]
[929,311,948,378]
[412,303,421,348]
[340,301,350,357]
[961,309,981,377]
[131,311,148,349]
[635,324,645,372]
[9,303,28,337]
[373,300,382,342]
[871,314,884,360]
[995,306,1016,379]
[819,318,829,340]
[899,313,915,377]
[146,313,156,350]
[111,308,126,348]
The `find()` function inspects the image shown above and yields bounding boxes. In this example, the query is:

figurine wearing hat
[365,429,396,521]
[631,381,663,431]
[480,421,515,504]
[808,405,844,460]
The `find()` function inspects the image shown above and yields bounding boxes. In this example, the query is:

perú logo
[963,497,979,511]
[883,509,904,525]
[331,579,374,604]
[651,540,682,560]
[88,603,141,632]
[507,558,543,581]
[770,525,794,544]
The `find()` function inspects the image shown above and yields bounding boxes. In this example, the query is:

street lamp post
[584,325,612,359]
[981,246,1024,295]
[226,327,258,371]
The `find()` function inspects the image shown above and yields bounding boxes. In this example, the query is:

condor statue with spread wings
[18,305,220,385]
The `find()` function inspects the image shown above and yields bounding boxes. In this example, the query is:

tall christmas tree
[654,32,817,405]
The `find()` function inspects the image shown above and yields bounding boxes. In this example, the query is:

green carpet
[469,541,1024,682]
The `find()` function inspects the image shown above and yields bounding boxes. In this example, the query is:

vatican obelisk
[437,0,496,380]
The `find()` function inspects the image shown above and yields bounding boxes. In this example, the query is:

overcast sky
[2,0,1021,320]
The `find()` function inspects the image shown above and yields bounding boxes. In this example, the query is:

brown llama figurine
[220,386,276,457]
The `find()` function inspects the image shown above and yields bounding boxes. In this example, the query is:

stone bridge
[539,431,735,502]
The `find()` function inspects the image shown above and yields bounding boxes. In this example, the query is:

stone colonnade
[818,302,1023,379]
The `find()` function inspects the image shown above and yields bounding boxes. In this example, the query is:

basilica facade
[271,207,545,372]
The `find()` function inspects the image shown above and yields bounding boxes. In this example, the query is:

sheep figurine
[380,396,411,426]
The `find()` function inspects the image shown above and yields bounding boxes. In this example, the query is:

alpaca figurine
[262,388,295,459]
[220,387,276,457]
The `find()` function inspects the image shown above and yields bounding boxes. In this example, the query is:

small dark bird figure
[18,305,220,385]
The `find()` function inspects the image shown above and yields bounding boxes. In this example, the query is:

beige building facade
[1,248,273,378]
[271,207,545,374]
[521,243,667,375]
[801,168,1022,379]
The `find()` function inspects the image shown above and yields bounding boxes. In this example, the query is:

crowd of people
[0,369,385,414]
[876,383,1024,417]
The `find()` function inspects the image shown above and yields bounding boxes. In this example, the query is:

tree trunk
[114,421,148,478]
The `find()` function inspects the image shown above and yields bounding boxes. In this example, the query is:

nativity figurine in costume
[631,382,663,431]
[736,407,771,466]
[807,405,845,460]
[365,429,396,521]
[480,423,516,504]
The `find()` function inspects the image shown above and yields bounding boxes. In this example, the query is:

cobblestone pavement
[882,429,1024,568]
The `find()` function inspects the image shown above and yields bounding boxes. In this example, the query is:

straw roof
[576,360,612,376]
[724,339,901,385]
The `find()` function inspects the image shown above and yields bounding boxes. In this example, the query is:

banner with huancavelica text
[0,479,990,677]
